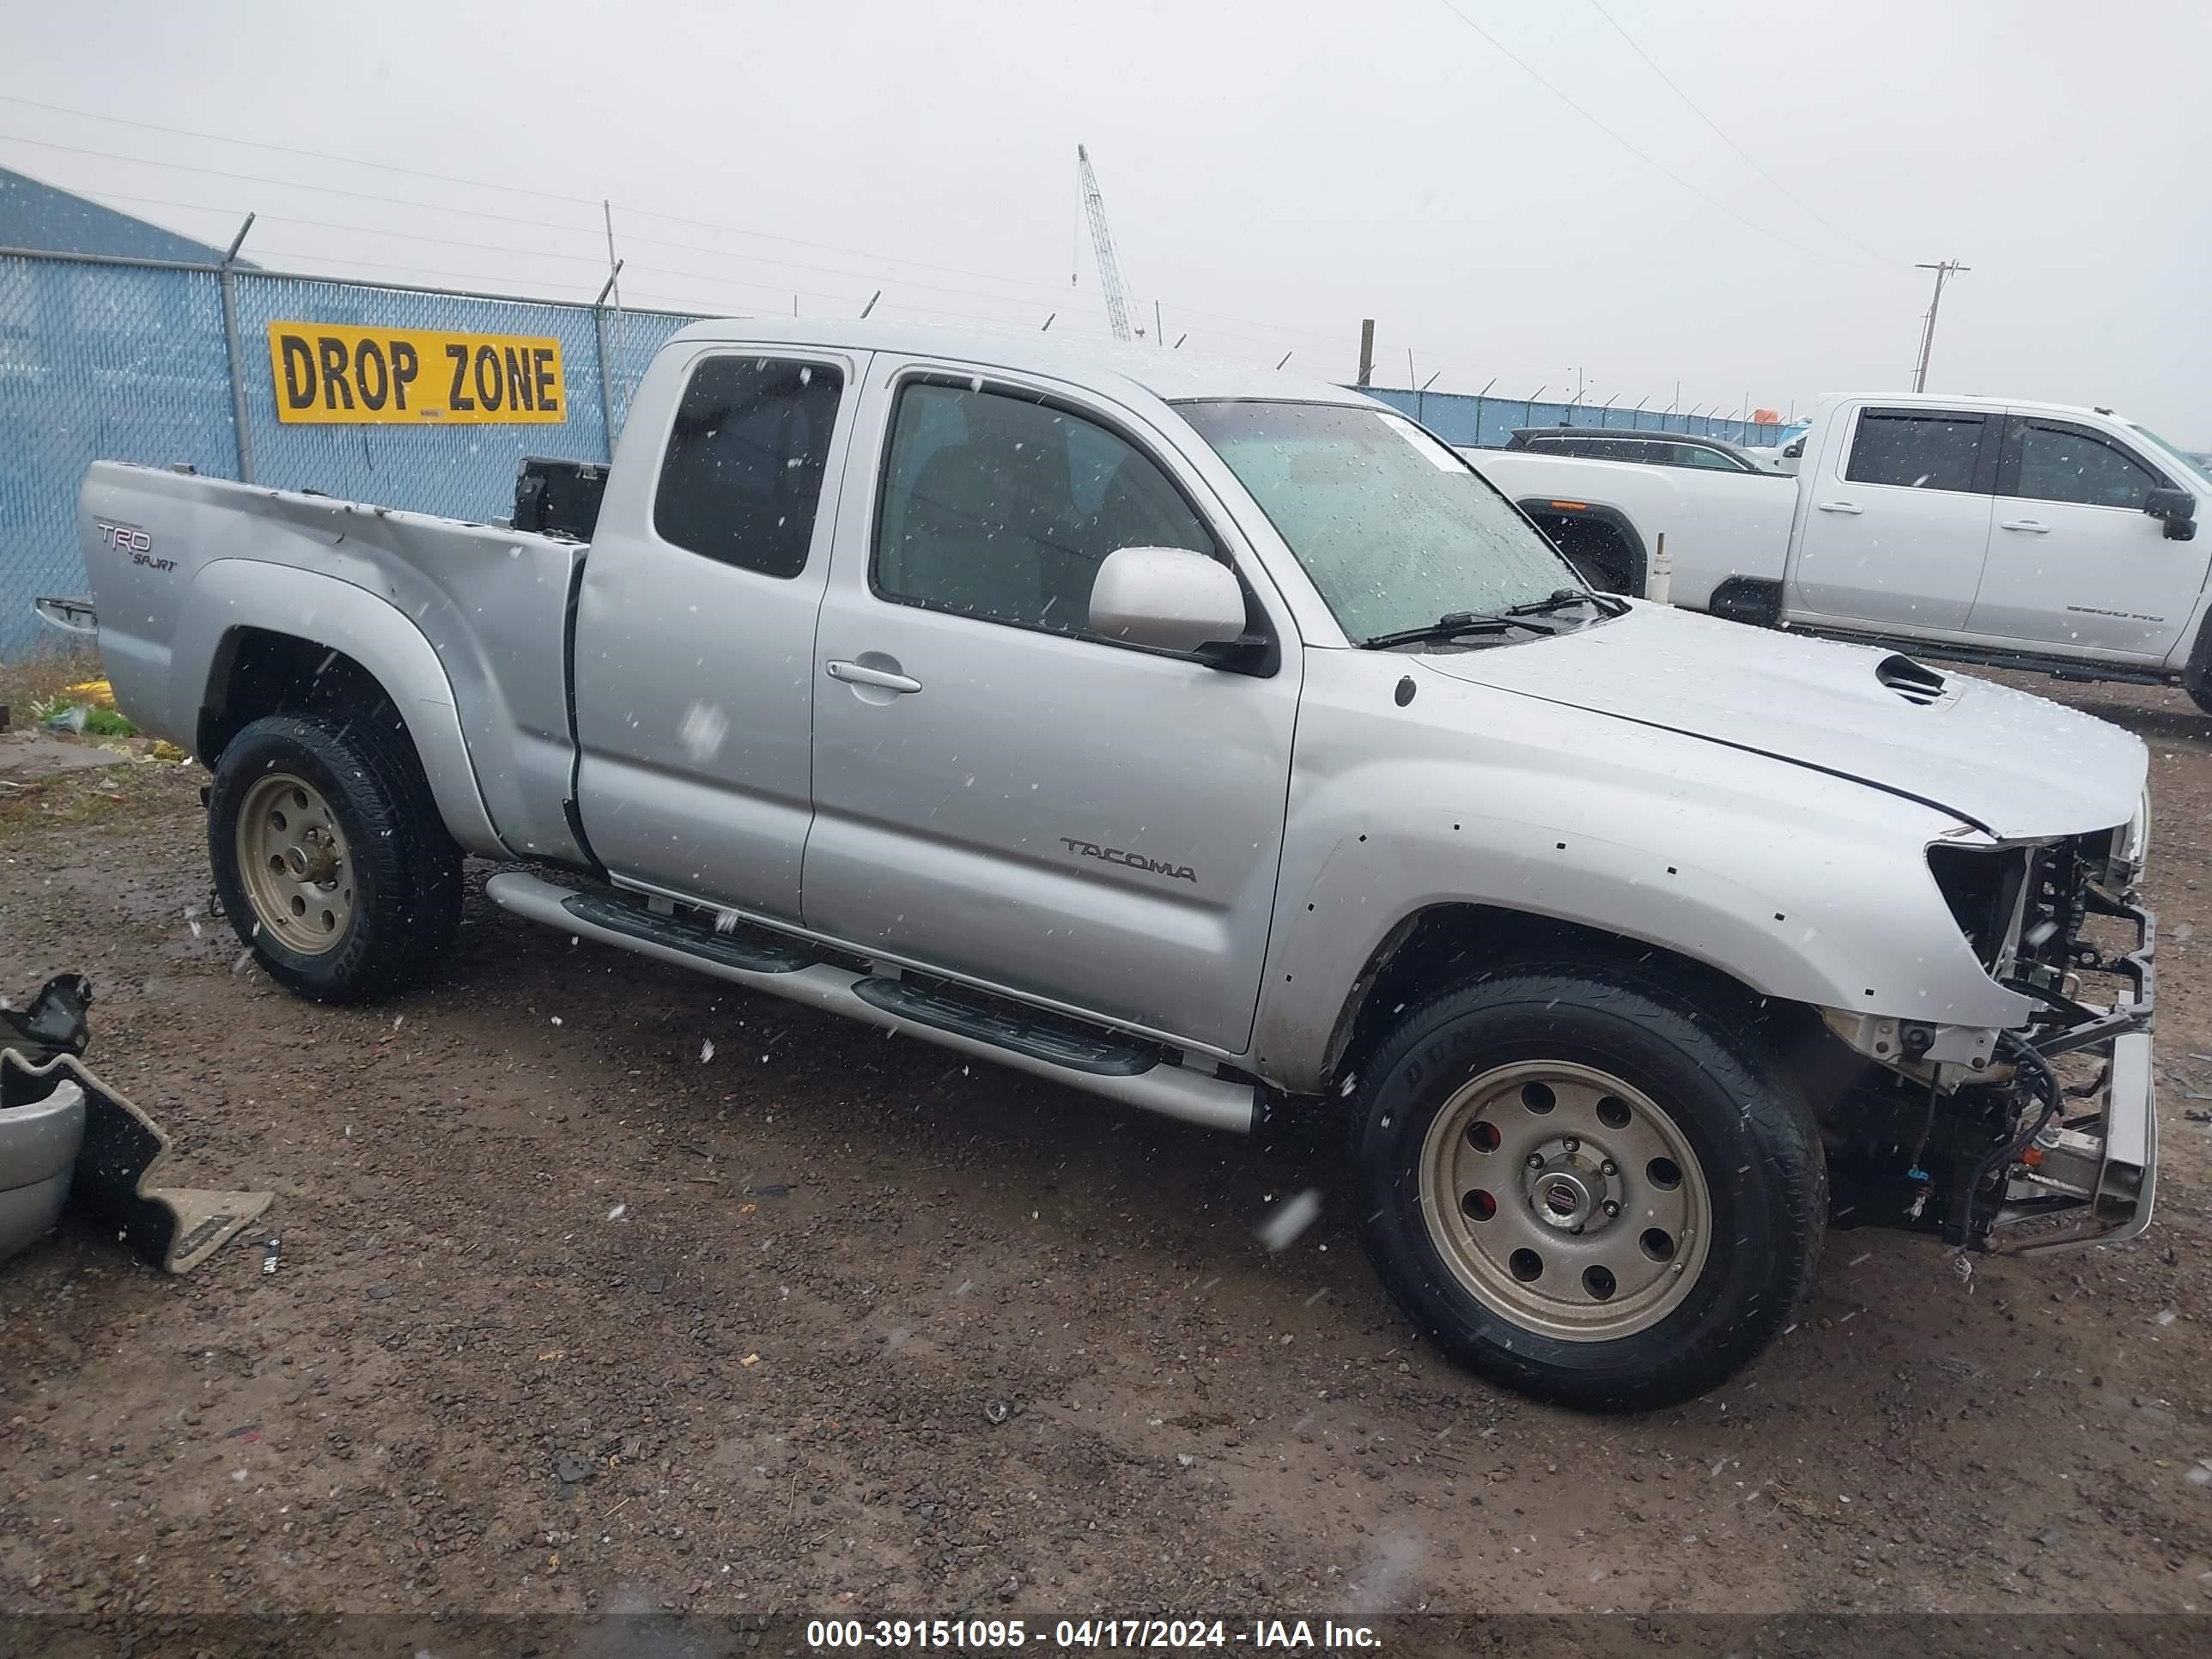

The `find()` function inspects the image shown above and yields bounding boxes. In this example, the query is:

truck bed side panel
[1470,451,1795,606]
[79,464,581,860]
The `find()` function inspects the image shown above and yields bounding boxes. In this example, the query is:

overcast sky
[3,0,2205,438]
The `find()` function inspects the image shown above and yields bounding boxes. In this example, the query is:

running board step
[853,975,1163,1077]
[484,871,1257,1134]
[560,890,815,975]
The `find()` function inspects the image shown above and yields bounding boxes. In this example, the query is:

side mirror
[1089,546,1249,655]
[2146,486,2198,541]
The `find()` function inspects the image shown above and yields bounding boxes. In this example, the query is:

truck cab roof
[1809,389,2137,425]
[660,316,1369,410]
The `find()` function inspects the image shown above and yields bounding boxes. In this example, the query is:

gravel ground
[3,665,2212,1644]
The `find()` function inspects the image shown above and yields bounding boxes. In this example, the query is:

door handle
[1999,519,2051,533]
[1816,501,1863,515]
[826,659,922,694]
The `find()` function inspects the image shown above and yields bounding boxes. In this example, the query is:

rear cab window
[654,355,846,577]
[1843,407,1994,493]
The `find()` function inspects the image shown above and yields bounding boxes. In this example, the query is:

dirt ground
[4,659,2212,1645]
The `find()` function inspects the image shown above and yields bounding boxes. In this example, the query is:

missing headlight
[1927,842,2030,971]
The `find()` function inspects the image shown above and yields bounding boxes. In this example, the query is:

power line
[1,140,1096,319]
[0,98,1090,301]
[0,91,601,208]
[1424,0,1870,269]
[74,187,603,267]
[66,178,1222,346]
[0,131,606,238]
[19,141,1343,359]
[0,95,1356,354]
[1583,1,1898,266]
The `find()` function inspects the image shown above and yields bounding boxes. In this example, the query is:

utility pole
[1356,319,1375,386]
[1911,260,1969,392]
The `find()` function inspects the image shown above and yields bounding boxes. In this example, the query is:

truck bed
[76,462,588,862]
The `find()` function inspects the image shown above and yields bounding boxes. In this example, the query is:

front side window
[654,356,844,578]
[873,380,1217,635]
[2010,421,2160,509]
[2128,424,2212,491]
[1181,399,1576,643]
[1844,408,1989,493]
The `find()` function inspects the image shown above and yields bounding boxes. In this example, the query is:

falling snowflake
[1256,1188,1323,1252]
[678,701,729,763]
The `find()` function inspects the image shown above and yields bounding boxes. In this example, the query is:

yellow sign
[266,321,566,424]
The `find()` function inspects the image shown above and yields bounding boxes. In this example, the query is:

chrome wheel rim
[1419,1060,1712,1343]
[235,772,354,955]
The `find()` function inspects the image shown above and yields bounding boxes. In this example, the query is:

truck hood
[1413,603,2146,840]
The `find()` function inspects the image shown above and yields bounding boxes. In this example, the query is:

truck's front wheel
[1352,966,1824,1411]
[208,713,462,1001]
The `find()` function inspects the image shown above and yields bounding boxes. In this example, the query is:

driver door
[801,360,1301,1053]
[1964,415,2202,662]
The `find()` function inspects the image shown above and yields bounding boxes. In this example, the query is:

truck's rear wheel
[209,713,461,1001]
[1351,965,1824,1411]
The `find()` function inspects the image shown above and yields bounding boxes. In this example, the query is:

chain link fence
[0,256,240,657]
[0,247,712,659]
[0,245,1800,659]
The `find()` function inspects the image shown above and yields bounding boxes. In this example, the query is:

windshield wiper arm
[1361,611,1540,650]
[1504,586,1618,617]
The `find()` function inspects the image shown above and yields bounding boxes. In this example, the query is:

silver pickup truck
[73,319,2157,1410]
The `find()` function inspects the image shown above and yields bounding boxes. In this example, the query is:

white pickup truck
[67,322,2158,1411]
[1472,393,2212,706]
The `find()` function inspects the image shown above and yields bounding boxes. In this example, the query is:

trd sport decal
[95,519,175,571]
[1060,837,1197,884]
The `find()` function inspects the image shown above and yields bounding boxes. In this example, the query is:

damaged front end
[1815,814,2155,1255]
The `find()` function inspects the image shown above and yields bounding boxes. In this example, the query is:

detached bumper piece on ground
[0,974,270,1271]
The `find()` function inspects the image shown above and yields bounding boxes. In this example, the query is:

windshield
[2129,423,2212,491]
[1178,400,1581,642]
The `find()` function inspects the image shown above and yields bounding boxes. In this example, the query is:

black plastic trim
[1782,623,2175,687]
[560,892,816,974]
[1708,575,1784,627]
[853,976,1164,1076]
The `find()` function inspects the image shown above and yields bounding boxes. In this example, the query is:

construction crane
[1075,144,1135,343]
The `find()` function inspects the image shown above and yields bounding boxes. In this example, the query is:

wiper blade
[1361,611,1538,650]
[1504,587,1605,617]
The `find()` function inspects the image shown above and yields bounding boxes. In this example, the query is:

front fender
[174,561,506,855]
[1250,650,2026,1091]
